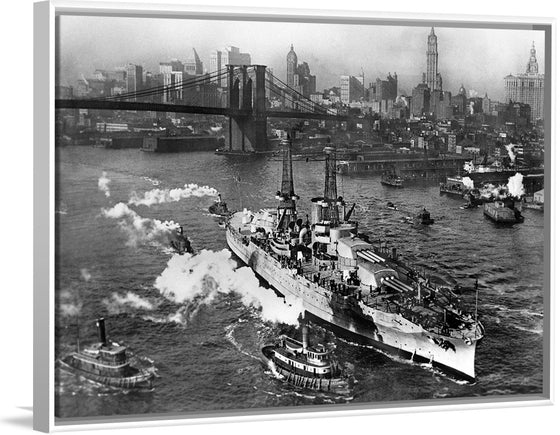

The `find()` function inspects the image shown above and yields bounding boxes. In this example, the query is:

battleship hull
[227,218,479,382]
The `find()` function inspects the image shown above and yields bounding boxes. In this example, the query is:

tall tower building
[424,27,442,91]
[125,64,143,100]
[286,44,298,88]
[504,42,545,122]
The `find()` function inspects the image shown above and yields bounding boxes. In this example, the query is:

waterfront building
[504,42,545,122]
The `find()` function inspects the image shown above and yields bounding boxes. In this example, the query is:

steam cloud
[154,249,305,325]
[102,202,180,247]
[128,184,218,207]
[98,172,111,197]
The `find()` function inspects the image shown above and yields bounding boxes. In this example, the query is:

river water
[54,146,545,421]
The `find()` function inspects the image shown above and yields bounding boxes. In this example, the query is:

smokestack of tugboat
[96,317,107,346]
[302,324,309,352]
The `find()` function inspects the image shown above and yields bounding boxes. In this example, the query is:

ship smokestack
[96,317,107,346]
[302,324,309,352]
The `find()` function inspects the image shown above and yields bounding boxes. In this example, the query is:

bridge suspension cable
[94,67,230,102]
[266,71,329,115]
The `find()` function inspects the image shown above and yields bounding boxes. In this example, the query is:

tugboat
[208,193,230,217]
[483,198,524,225]
[381,172,404,188]
[57,318,155,389]
[226,140,484,382]
[262,324,352,393]
[170,225,193,255]
[415,208,435,225]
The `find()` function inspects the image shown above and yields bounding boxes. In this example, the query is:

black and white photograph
[33,0,553,430]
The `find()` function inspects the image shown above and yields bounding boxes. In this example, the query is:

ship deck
[228,211,481,342]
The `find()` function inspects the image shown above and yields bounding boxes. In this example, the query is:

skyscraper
[504,42,545,122]
[286,44,297,88]
[285,45,317,98]
[213,46,252,87]
[184,48,203,75]
[424,27,442,92]
[125,64,143,100]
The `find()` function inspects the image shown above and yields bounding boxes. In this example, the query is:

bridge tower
[227,65,268,152]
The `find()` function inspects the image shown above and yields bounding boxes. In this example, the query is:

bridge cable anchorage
[92,68,230,103]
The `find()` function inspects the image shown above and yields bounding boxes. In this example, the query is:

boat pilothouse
[226,139,484,382]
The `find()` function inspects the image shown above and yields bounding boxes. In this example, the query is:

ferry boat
[262,324,352,393]
[381,172,404,188]
[226,141,484,382]
[483,200,524,225]
[208,194,231,217]
[439,176,467,198]
[57,318,155,389]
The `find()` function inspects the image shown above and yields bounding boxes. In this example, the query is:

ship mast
[276,132,299,230]
[323,147,342,226]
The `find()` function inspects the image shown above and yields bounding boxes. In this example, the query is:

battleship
[226,140,484,382]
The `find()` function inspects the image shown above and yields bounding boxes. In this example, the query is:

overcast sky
[57,15,546,101]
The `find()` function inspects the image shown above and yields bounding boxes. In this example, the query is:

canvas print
[54,11,547,423]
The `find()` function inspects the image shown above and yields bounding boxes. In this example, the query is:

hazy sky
[57,15,546,100]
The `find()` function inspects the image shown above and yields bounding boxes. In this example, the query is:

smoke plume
[98,172,111,197]
[154,249,304,325]
[462,177,474,190]
[102,202,179,247]
[507,173,525,198]
[128,183,218,207]
[505,144,516,164]
[103,291,155,314]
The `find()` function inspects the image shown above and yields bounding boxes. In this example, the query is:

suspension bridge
[56,65,356,152]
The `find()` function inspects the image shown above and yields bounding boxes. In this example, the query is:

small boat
[57,318,155,389]
[416,208,434,225]
[381,172,404,188]
[460,202,479,210]
[261,325,353,394]
[208,194,230,217]
[483,200,524,225]
[387,202,398,210]
[170,226,193,255]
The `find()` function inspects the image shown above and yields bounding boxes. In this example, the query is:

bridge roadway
[55,99,351,122]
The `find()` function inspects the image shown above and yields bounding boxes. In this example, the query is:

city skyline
[57,15,546,101]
